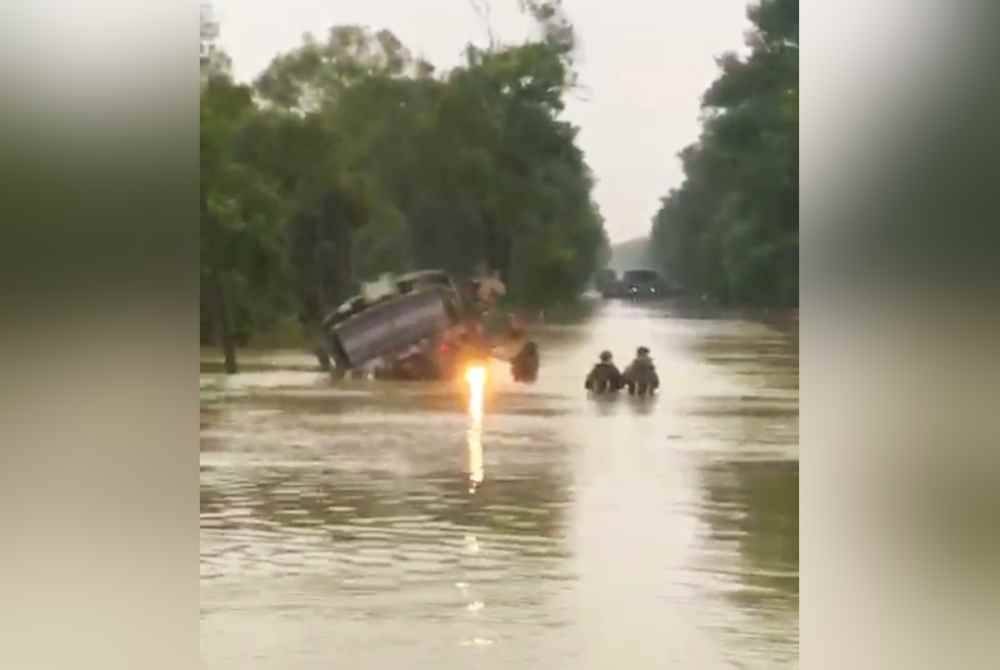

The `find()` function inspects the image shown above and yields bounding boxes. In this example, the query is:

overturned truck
[320,270,531,382]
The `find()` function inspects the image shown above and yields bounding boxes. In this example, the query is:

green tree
[232,107,371,369]
[255,21,606,306]
[201,71,288,373]
[423,38,602,302]
[651,0,798,306]
[250,28,426,367]
[201,10,611,373]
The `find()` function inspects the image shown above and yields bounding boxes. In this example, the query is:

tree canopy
[651,0,798,306]
[200,4,609,371]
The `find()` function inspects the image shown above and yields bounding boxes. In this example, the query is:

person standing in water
[510,340,539,382]
[585,351,623,393]
[622,346,660,396]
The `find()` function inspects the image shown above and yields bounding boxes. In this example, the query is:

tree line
[650,0,798,306]
[201,1,609,372]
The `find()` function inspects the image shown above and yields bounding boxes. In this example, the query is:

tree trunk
[211,272,238,374]
[222,332,237,374]
[303,318,332,372]
[306,208,354,375]
[499,234,513,286]
[484,215,507,281]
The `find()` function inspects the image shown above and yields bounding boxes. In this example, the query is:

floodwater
[200,300,798,668]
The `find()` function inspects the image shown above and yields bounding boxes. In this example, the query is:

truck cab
[622,269,668,299]
[320,270,480,377]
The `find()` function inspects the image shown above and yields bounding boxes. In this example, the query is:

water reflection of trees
[201,455,574,553]
[689,323,799,596]
[693,459,798,665]
[692,332,798,393]
[200,363,576,572]
[682,312,798,662]
[698,460,798,599]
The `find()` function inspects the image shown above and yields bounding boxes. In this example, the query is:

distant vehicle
[622,269,669,299]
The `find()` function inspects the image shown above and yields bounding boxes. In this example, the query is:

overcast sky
[212,0,750,243]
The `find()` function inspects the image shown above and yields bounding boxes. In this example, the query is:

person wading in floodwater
[622,346,660,396]
[585,350,623,393]
[510,341,539,382]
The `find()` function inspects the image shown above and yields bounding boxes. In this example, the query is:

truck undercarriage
[321,270,535,383]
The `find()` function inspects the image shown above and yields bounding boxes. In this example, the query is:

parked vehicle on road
[622,269,671,299]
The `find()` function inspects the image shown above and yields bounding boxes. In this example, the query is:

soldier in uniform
[622,346,660,396]
[510,340,539,382]
[585,351,623,393]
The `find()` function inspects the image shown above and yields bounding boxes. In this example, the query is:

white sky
[212,0,750,243]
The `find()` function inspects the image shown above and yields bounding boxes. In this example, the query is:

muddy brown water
[201,300,798,668]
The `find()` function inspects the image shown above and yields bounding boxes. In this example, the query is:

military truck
[320,270,527,381]
[622,269,673,299]
[320,271,461,372]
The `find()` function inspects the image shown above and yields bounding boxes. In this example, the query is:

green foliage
[200,8,609,364]
[651,0,798,306]
[200,73,289,349]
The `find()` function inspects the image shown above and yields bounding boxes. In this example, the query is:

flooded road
[200,300,798,668]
